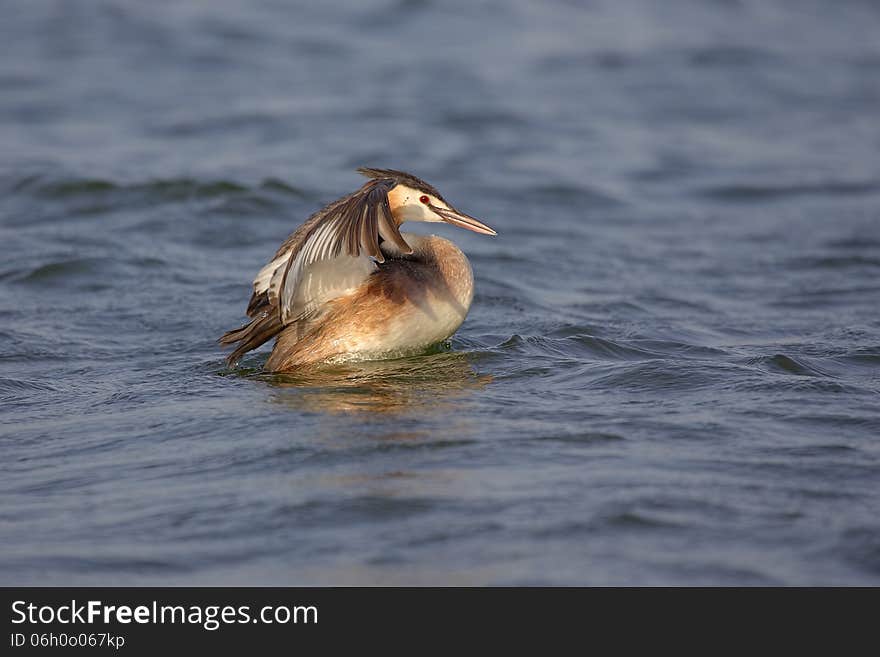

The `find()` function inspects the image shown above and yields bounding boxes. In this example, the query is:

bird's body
[220,168,495,371]
[264,233,473,370]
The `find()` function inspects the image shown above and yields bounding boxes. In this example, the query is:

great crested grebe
[220,167,496,371]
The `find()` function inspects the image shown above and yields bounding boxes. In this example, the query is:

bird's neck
[382,232,474,310]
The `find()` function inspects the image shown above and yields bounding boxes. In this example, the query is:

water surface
[2,0,880,585]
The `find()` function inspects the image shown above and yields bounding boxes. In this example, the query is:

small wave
[531,511,681,540]
[587,361,718,392]
[10,174,309,204]
[566,334,663,360]
[634,293,718,314]
[523,182,625,208]
[440,109,528,130]
[698,180,880,202]
[603,511,682,530]
[733,378,854,394]
[0,377,59,396]
[11,258,104,285]
[836,347,880,366]
[825,237,880,250]
[626,339,729,358]
[774,285,880,308]
[275,496,437,527]
[494,333,659,361]
[24,556,190,576]
[3,255,169,290]
[771,444,858,458]
[657,561,779,586]
[201,194,284,217]
[152,111,290,137]
[749,354,832,378]
[786,255,880,270]
[537,431,625,445]
[535,50,633,72]
[687,45,780,69]
[779,413,880,433]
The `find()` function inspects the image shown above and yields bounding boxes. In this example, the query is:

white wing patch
[277,212,382,323]
[287,256,377,321]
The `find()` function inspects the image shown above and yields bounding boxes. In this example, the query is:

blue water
[1,0,879,585]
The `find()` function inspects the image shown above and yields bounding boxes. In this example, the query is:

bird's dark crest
[356,167,446,203]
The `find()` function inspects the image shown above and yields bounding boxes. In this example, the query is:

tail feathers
[219,311,284,366]
[246,290,270,318]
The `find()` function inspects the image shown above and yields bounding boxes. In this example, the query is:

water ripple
[2,0,880,586]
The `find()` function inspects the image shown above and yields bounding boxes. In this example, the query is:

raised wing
[252,180,412,323]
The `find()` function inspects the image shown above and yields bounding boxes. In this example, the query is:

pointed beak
[429,205,497,236]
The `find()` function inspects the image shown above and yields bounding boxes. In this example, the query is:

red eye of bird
[419,195,430,204]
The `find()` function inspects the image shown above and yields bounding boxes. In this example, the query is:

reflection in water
[258,351,492,416]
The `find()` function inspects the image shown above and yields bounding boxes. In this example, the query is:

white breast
[328,233,475,362]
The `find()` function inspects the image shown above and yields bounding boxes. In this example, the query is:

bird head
[357,167,496,236]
